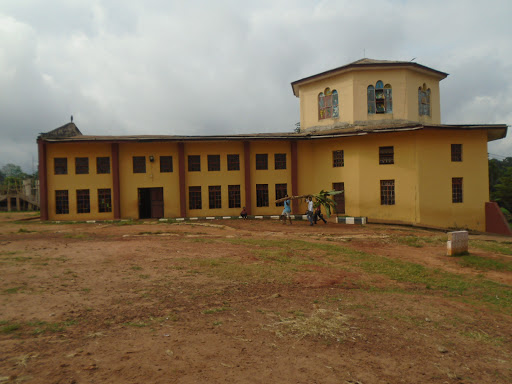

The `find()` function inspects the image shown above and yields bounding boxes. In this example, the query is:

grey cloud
[1,0,511,173]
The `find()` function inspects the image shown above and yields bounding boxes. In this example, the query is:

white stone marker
[447,231,468,256]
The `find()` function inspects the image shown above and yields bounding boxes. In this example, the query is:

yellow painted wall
[298,67,443,130]
[416,129,489,231]
[43,129,491,231]
[46,142,113,221]
[299,73,354,129]
[183,141,246,217]
[297,133,418,222]
[247,141,292,216]
[118,142,181,219]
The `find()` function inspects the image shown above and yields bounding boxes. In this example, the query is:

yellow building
[37,59,507,232]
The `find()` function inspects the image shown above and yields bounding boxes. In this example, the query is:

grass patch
[456,254,512,272]
[1,319,77,335]
[18,228,36,234]
[123,322,148,327]
[222,238,512,313]
[3,286,24,294]
[470,240,512,255]
[268,309,350,342]
[64,234,89,239]
[0,322,21,334]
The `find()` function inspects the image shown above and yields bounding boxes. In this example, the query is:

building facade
[37,59,507,231]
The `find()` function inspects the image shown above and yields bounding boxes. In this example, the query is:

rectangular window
[256,154,268,170]
[274,153,287,170]
[228,185,241,208]
[133,156,146,173]
[452,177,463,203]
[379,146,394,165]
[75,157,89,174]
[189,186,202,209]
[208,185,222,209]
[227,154,240,171]
[54,158,67,175]
[332,182,345,214]
[55,190,69,214]
[256,184,269,207]
[208,155,221,171]
[160,156,173,172]
[333,150,344,167]
[275,183,287,207]
[76,189,90,213]
[188,155,201,172]
[96,157,110,174]
[98,188,112,213]
[380,180,395,205]
[451,144,462,162]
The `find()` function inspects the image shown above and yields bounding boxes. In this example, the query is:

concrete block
[447,231,468,256]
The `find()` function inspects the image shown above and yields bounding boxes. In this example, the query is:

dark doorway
[332,182,345,214]
[138,187,164,219]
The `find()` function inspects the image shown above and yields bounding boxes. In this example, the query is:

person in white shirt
[306,196,314,226]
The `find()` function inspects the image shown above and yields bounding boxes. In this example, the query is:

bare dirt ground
[1,212,511,384]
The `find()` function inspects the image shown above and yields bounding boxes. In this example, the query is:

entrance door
[138,187,164,219]
[332,182,345,214]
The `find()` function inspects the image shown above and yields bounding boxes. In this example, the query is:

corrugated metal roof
[290,58,449,97]
[38,123,507,143]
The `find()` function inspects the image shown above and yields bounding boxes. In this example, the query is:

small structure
[447,231,469,256]
[0,179,40,212]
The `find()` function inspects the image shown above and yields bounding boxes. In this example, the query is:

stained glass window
[418,84,431,116]
[368,81,392,114]
[318,88,339,120]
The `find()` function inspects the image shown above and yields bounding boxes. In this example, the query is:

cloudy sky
[1,0,511,173]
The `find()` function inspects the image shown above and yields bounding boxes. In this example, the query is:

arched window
[368,81,392,114]
[318,88,339,120]
[418,83,431,116]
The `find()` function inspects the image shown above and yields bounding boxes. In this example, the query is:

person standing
[314,205,327,224]
[281,195,292,225]
[306,196,314,226]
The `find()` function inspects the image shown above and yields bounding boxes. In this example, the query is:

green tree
[493,168,512,213]
[1,164,26,179]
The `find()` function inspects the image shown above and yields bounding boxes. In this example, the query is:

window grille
[133,156,146,173]
[275,183,287,207]
[451,144,462,162]
[76,189,90,213]
[256,154,268,170]
[75,157,89,174]
[98,189,112,213]
[160,156,173,172]
[54,158,67,175]
[227,154,240,171]
[96,157,110,174]
[256,184,269,207]
[188,155,201,172]
[228,185,241,208]
[380,180,395,205]
[379,146,394,165]
[208,155,221,171]
[333,150,344,167]
[274,153,287,170]
[55,190,69,214]
[452,178,463,203]
[208,185,222,209]
[189,186,202,209]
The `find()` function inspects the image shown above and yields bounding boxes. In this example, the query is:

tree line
[489,157,512,221]
[0,164,37,193]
